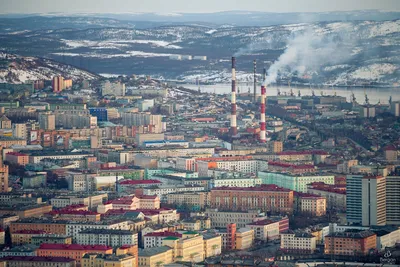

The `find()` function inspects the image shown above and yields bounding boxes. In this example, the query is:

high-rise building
[386,176,400,225]
[52,76,64,92]
[390,101,400,117]
[346,175,386,226]
[101,80,126,96]
[38,113,56,130]
[0,147,9,192]
[121,112,163,133]
[12,123,27,139]
[362,176,386,226]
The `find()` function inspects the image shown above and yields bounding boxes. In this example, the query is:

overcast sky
[1,0,400,14]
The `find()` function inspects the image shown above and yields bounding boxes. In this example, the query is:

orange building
[210,185,294,214]
[37,243,112,262]
[5,152,29,166]
[12,230,47,245]
[324,231,377,256]
[0,204,52,219]
[52,76,64,92]
[117,244,138,267]
[11,221,67,235]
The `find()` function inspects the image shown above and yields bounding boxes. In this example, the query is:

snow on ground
[206,29,217,34]
[324,65,351,72]
[368,20,400,38]
[61,39,182,50]
[350,63,398,80]
[100,73,125,78]
[52,50,174,58]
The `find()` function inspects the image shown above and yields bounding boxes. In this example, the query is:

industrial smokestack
[230,57,238,136]
[259,85,266,143]
[253,60,257,103]
[263,67,267,83]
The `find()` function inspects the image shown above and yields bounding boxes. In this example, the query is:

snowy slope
[0,53,99,84]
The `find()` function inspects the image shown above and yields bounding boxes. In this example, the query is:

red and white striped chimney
[260,85,266,142]
[230,57,238,136]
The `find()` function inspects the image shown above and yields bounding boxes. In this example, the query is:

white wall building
[76,229,138,247]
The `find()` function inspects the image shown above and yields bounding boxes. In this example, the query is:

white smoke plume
[264,28,356,85]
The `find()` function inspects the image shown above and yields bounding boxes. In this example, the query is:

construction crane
[298,90,301,97]
[351,92,356,104]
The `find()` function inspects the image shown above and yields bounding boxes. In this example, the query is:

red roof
[39,244,112,251]
[137,195,158,200]
[119,180,161,185]
[145,231,182,237]
[212,184,292,192]
[384,145,397,151]
[62,204,87,209]
[105,196,135,205]
[48,210,99,216]
[247,219,277,226]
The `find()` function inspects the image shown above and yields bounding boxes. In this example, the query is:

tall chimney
[230,57,238,136]
[253,60,257,103]
[260,85,266,143]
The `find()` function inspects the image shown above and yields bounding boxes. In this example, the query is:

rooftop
[326,230,376,239]
[138,246,172,257]
[119,179,161,185]
[78,229,135,235]
[246,219,276,226]
[145,231,182,238]
[211,184,292,192]
[0,256,75,263]
[39,244,112,251]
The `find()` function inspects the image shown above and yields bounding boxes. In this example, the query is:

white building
[280,230,317,253]
[66,221,130,241]
[201,209,266,228]
[211,177,262,188]
[143,231,182,248]
[102,80,126,96]
[30,152,93,164]
[76,229,138,247]
[197,159,268,177]
[246,219,280,241]
[142,185,205,202]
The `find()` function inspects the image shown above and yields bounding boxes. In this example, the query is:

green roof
[163,236,179,240]
[183,231,198,235]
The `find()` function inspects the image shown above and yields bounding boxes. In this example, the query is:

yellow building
[82,253,136,267]
[164,233,205,263]
[235,228,254,250]
[203,233,222,258]
[138,246,173,267]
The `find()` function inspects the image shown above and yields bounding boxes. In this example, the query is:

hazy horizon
[1,0,400,14]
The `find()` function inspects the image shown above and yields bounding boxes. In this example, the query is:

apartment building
[66,220,130,241]
[167,191,209,208]
[346,175,386,226]
[324,231,377,256]
[50,193,108,209]
[163,233,205,263]
[5,152,29,166]
[246,219,280,241]
[386,176,400,225]
[280,230,317,253]
[201,209,266,228]
[210,185,294,214]
[76,229,138,247]
[0,256,76,267]
[144,231,182,249]
[296,193,327,217]
[97,195,160,214]
[235,228,255,250]
[138,246,174,267]
[81,253,136,267]
[37,243,112,262]
[12,230,46,245]
[258,171,335,193]
[11,220,67,235]
[31,234,72,246]
[196,156,268,176]
[0,204,52,219]
[142,185,205,202]
[307,182,346,212]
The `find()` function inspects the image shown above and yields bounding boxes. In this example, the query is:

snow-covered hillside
[0,53,99,84]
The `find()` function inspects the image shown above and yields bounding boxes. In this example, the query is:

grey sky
[1,0,400,14]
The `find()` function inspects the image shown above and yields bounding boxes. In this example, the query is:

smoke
[264,28,356,85]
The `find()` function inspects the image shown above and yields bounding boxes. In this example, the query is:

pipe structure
[230,57,238,136]
[253,60,257,103]
[260,85,266,142]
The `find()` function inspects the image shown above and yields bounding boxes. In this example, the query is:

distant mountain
[1,10,400,28]
[0,53,99,84]
[0,15,399,86]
